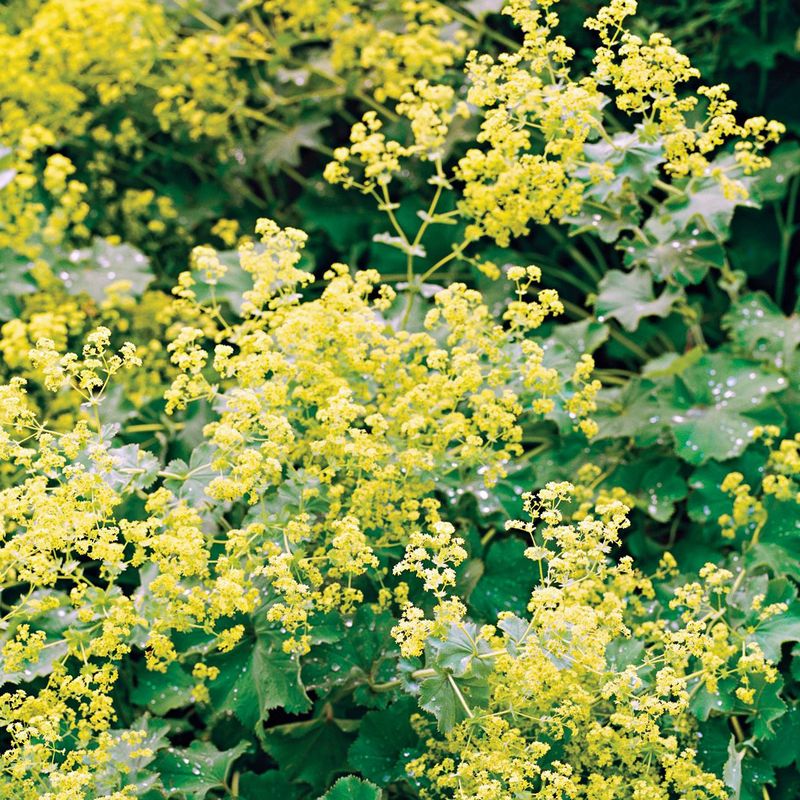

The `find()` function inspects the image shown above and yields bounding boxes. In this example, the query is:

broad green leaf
[96,718,171,797]
[642,347,704,379]
[238,770,302,800]
[661,168,755,239]
[592,379,667,443]
[749,603,800,662]
[58,239,152,300]
[565,190,642,242]
[263,717,355,791]
[687,446,768,523]
[261,117,329,172]
[497,614,532,654]
[0,145,15,191]
[418,671,490,733]
[426,623,493,677]
[746,543,800,583]
[463,0,504,16]
[668,355,787,464]
[320,776,382,800]
[697,717,776,800]
[86,443,160,492]
[162,442,218,505]
[749,142,800,203]
[690,675,737,720]
[581,129,665,199]
[208,631,311,732]
[758,708,800,768]
[748,674,787,739]
[0,636,68,685]
[130,662,194,715]
[610,456,687,521]
[722,292,800,368]
[155,740,248,798]
[190,249,252,315]
[605,637,645,670]
[595,268,680,331]
[347,697,417,785]
[622,226,726,285]
[540,318,610,375]
[301,606,397,696]
[469,538,536,619]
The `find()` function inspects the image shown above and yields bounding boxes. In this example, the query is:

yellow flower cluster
[716,428,800,540]
[0,0,475,260]
[263,0,471,102]
[0,283,177,435]
[449,0,782,245]
[406,478,783,800]
[165,218,598,652]
[587,1,783,182]
[0,0,172,256]
[0,390,259,793]
[0,205,598,790]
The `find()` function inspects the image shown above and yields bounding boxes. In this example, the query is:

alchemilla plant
[1,1,799,799]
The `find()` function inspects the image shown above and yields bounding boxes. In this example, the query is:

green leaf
[610,456,687,521]
[97,717,171,796]
[463,0,504,16]
[263,717,355,791]
[540,318,610,375]
[260,117,329,172]
[581,128,665,198]
[469,538,536,619]
[690,675,737,720]
[661,168,755,239]
[162,442,218,505]
[320,775,382,800]
[642,347,704,379]
[687,446,767,523]
[426,622,493,677]
[347,697,417,785]
[89,443,160,492]
[758,708,800,768]
[190,249,252,315]
[0,145,15,191]
[750,142,800,203]
[418,671,490,733]
[748,674,787,739]
[207,631,311,732]
[592,379,666,443]
[723,292,800,368]
[565,190,643,242]
[595,268,680,331]
[58,239,152,300]
[622,226,726,285]
[605,637,645,671]
[749,603,800,662]
[697,717,776,800]
[723,737,744,800]
[130,662,194,715]
[0,251,38,320]
[238,770,302,800]
[301,606,397,696]
[155,740,248,798]
[668,354,787,464]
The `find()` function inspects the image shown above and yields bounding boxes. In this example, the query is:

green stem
[775,175,799,309]
[541,227,603,283]
[560,299,652,361]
